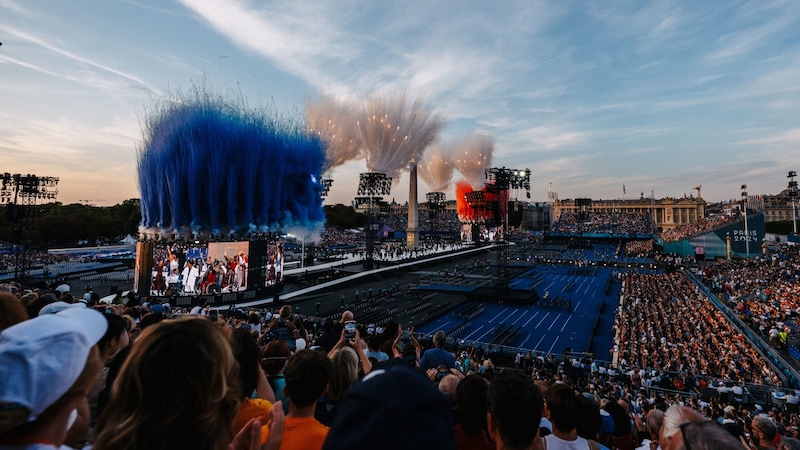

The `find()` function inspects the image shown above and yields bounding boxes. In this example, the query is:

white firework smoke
[356,91,444,180]
[418,140,456,192]
[305,95,363,173]
[453,133,494,190]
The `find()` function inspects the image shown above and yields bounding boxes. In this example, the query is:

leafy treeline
[0,200,365,249]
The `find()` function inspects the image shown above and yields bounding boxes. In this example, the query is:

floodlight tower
[0,173,59,281]
[484,167,531,295]
[357,172,392,270]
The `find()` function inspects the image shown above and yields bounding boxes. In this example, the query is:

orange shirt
[260,416,329,450]
[233,398,273,434]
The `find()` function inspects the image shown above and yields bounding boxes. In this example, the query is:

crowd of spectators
[658,214,737,243]
[701,243,800,352]
[612,271,781,386]
[4,280,799,450]
[551,212,653,236]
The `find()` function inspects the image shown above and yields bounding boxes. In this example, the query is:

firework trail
[137,85,326,238]
[305,95,363,173]
[453,133,494,190]
[418,140,456,192]
[355,91,444,180]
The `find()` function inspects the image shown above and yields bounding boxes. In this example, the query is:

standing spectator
[93,316,282,450]
[0,308,106,449]
[543,383,601,450]
[260,349,332,450]
[453,374,494,450]
[486,369,543,450]
[419,330,455,371]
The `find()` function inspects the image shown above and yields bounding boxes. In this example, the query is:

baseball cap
[0,308,107,421]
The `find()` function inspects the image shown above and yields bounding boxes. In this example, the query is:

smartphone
[345,320,356,341]
[209,310,219,321]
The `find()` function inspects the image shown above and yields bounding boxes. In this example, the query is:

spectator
[419,330,455,371]
[261,340,291,415]
[453,374,494,450]
[92,316,282,450]
[543,383,601,449]
[658,404,707,450]
[260,349,332,449]
[232,328,276,434]
[0,308,106,449]
[635,409,663,450]
[322,360,454,450]
[749,414,778,450]
[0,293,27,331]
[487,369,543,450]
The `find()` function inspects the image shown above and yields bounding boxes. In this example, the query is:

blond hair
[328,346,359,400]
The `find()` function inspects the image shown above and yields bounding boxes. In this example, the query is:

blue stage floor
[416,265,628,357]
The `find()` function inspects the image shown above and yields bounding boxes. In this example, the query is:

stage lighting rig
[357,172,392,196]
[0,172,59,282]
[320,178,334,197]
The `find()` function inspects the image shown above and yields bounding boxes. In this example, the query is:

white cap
[0,308,107,421]
[38,301,87,316]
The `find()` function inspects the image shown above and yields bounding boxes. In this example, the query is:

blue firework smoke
[137,89,325,237]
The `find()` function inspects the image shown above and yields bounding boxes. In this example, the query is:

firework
[418,140,456,192]
[305,95,363,173]
[137,85,325,239]
[453,133,494,190]
[356,91,444,180]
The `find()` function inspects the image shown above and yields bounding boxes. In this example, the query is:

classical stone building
[551,194,705,231]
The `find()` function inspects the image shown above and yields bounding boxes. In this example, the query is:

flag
[623,184,626,195]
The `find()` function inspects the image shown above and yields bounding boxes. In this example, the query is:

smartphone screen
[345,320,356,340]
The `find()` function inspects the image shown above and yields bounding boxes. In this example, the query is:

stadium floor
[415,264,627,357]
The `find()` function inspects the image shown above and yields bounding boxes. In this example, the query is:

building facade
[552,194,706,231]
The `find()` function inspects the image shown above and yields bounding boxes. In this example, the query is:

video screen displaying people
[150,241,250,296]
[262,241,284,287]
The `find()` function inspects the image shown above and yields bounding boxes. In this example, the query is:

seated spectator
[487,369,543,450]
[0,308,107,449]
[658,404,707,450]
[260,349,332,450]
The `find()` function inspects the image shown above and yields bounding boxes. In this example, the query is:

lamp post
[789,171,798,234]
[741,184,749,257]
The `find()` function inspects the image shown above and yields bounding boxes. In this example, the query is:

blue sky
[1,0,799,207]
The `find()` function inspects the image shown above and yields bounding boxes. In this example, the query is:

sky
[1,0,799,208]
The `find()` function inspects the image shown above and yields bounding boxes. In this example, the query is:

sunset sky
[1,0,799,207]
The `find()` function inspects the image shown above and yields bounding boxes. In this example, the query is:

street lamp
[789,171,798,234]
[741,184,749,257]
